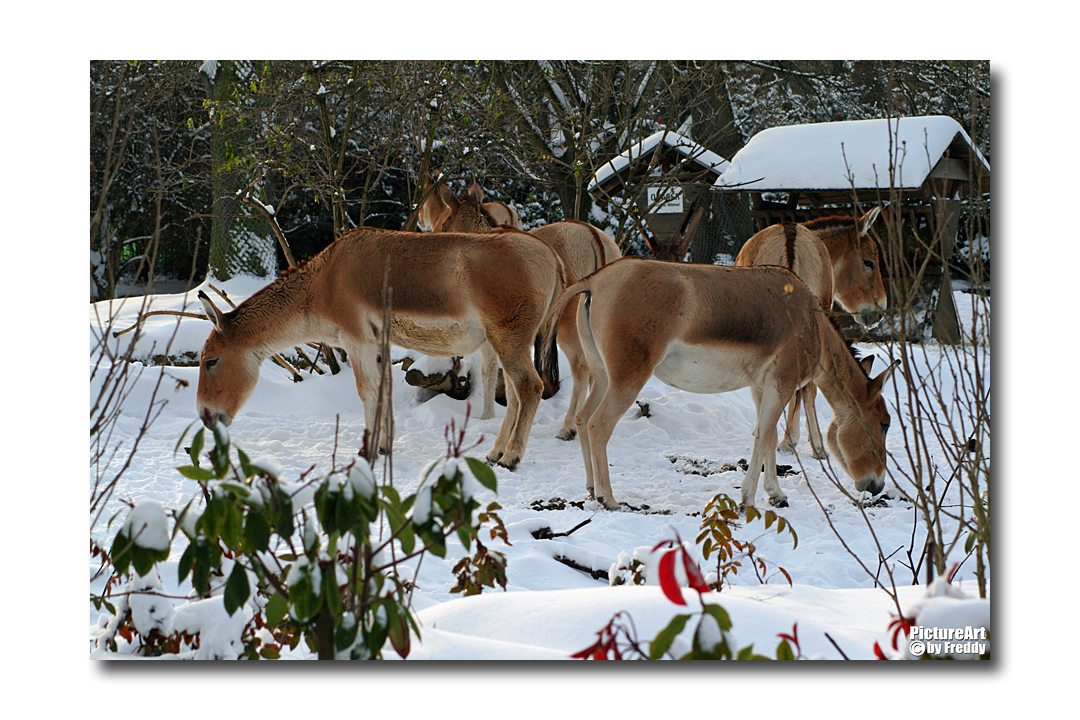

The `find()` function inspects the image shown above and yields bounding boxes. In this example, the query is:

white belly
[651,341,759,395]
[391,315,488,356]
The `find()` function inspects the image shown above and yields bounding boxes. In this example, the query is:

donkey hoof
[810,448,829,460]
[598,497,620,511]
[496,454,521,471]
[777,441,796,454]
[768,495,789,508]
[555,427,577,441]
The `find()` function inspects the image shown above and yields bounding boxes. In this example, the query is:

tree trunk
[202,61,276,281]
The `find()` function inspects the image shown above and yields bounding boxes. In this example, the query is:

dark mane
[826,313,867,376]
[803,215,857,232]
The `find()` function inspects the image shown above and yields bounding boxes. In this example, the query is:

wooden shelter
[589,130,730,260]
[712,116,990,343]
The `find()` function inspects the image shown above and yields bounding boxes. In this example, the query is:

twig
[112,310,206,337]
[237,173,297,268]
[824,633,850,660]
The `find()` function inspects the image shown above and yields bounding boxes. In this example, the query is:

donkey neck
[805,220,854,261]
[227,268,329,354]
[810,317,869,416]
[446,201,495,232]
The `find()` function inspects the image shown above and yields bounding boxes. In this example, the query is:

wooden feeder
[712,116,990,343]
[588,129,730,261]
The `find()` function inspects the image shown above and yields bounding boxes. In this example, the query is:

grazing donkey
[734,208,888,457]
[541,258,895,509]
[196,226,565,470]
[417,176,622,432]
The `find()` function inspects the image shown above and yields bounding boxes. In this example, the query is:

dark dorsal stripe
[782,222,798,270]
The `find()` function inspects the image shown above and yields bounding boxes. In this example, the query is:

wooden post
[931,198,962,344]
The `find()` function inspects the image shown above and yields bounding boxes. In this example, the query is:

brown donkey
[734,207,887,457]
[417,175,522,233]
[541,258,895,509]
[416,176,622,432]
[196,227,565,470]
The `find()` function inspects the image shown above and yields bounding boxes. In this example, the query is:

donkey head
[831,206,888,328]
[417,175,458,232]
[826,356,898,496]
[196,291,261,429]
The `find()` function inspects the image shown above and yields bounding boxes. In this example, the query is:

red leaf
[680,547,710,594]
[873,641,888,660]
[657,549,686,605]
[778,622,799,647]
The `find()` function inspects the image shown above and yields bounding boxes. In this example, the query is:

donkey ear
[859,206,883,237]
[199,291,227,333]
[436,182,456,208]
[467,180,485,203]
[859,355,875,376]
[868,358,900,395]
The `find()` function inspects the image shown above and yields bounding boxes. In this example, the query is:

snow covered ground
[88,273,991,665]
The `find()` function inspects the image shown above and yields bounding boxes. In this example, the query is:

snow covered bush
[874,566,990,660]
[578,535,801,661]
[91,416,507,660]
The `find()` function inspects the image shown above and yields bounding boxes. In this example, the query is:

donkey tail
[536,253,571,399]
[538,276,594,392]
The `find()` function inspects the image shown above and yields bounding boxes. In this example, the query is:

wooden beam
[928,157,971,182]
[930,198,962,344]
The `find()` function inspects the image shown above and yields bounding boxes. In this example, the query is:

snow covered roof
[589,130,729,193]
[713,116,989,194]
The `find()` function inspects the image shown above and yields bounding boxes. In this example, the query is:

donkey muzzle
[199,405,233,429]
[855,474,885,495]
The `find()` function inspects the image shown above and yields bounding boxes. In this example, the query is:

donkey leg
[586,364,653,510]
[742,385,789,508]
[487,346,543,471]
[346,342,394,456]
[800,381,828,459]
[574,365,609,502]
[478,342,499,420]
[485,363,519,465]
[556,302,588,441]
[573,297,608,500]
[778,390,802,454]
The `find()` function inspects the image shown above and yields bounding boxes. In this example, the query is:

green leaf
[335,613,359,653]
[109,531,132,576]
[701,603,733,632]
[177,465,217,482]
[386,602,412,659]
[265,593,288,628]
[649,613,691,659]
[218,481,251,499]
[465,457,498,492]
[192,538,211,596]
[397,521,416,556]
[323,562,342,619]
[189,427,205,466]
[178,542,195,583]
[220,502,243,551]
[245,509,271,552]
[224,562,250,616]
[776,639,795,660]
